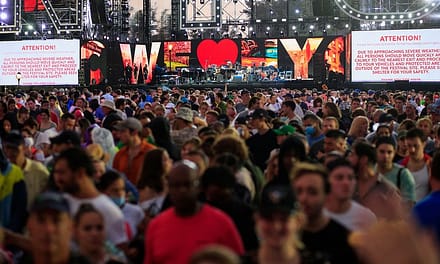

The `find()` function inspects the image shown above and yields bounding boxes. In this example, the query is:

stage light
[294,31,298,36]
[323,30,327,36]
[0,12,7,20]
[251,31,256,37]
[309,25,314,30]
[0,0,7,6]
[210,33,214,39]
[295,9,300,14]
[292,25,296,30]
[265,31,269,36]
[308,30,313,36]
[280,31,284,36]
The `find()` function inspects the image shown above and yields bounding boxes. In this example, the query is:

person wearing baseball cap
[273,125,296,145]
[113,118,156,184]
[251,184,303,264]
[21,192,91,264]
[246,108,278,172]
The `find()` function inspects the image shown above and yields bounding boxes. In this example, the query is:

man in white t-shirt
[324,158,377,231]
[53,147,128,247]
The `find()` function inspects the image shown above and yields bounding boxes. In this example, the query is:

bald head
[167,160,200,216]
[168,160,198,182]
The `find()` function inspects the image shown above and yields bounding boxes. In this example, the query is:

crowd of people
[0,84,440,264]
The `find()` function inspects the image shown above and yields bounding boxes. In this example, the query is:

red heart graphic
[197,39,238,69]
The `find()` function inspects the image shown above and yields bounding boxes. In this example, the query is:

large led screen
[0,40,80,85]
[351,29,440,82]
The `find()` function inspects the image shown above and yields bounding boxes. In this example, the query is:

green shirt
[379,163,416,202]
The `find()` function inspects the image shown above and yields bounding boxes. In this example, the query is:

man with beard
[348,141,404,220]
[53,147,127,248]
[291,162,358,264]
[145,161,244,264]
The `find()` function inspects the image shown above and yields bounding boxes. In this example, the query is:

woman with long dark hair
[137,148,173,214]
[149,117,179,160]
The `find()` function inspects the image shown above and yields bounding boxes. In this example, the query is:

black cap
[259,184,297,217]
[240,89,250,96]
[283,93,293,99]
[325,129,346,139]
[30,192,70,213]
[378,113,394,124]
[50,130,81,146]
[249,109,270,120]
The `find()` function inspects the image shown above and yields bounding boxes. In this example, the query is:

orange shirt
[113,140,156,184]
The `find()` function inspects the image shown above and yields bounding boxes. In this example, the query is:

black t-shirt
[241,250,329,264]
[208,197,259,251]
[301,219,358,264]
[246,129,278,172]
[397,113,407,123]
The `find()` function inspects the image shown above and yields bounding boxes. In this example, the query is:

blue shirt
[413,191,440,244]
[307,134,325,148]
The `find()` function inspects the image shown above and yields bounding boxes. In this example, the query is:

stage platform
[5,80,440,93]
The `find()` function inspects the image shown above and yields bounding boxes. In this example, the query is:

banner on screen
[0,40,80,85]
[351,29,440,82]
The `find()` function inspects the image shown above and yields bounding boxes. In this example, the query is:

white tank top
[411,164,429,201]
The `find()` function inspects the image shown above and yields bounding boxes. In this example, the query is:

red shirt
[144,204,244,264]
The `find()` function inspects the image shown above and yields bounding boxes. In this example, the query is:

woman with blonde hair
[347,116,370,145]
